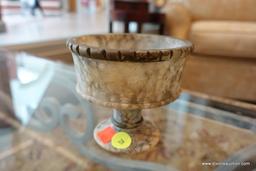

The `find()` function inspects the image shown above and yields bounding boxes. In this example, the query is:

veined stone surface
[68,34,193,109]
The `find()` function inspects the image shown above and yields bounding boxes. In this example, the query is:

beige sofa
[163,0,256,101]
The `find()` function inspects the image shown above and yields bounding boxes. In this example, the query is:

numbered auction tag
[111,132,132,149]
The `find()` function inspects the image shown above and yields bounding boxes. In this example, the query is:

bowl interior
[74,34,191,51]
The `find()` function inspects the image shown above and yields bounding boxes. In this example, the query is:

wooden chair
[109,0,165,34]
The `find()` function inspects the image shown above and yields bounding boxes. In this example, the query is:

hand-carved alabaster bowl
[67,34,192,153]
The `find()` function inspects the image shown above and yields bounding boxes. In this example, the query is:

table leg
[159,23,164,35]
[124,21,129,33]
[109,21,113,33]
[137,22,142,33]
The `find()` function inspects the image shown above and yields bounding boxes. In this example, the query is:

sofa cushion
[189,21,256,58]
[184,0,256,21]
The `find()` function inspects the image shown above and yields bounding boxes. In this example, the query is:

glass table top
[0,51,255,171]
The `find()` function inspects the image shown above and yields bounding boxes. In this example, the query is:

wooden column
[68,0,77,12]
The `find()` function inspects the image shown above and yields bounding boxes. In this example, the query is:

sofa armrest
[162,3,191,39]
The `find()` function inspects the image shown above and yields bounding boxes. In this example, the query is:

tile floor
[0,11,109,47]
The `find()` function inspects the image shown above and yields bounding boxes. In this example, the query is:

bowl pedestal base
[93,109,160,153]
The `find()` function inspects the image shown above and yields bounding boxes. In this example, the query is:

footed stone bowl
[67,34,192,153]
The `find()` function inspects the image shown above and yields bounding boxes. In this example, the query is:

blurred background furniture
[0,1,6,32]
[164,0,256,102]
[110,0,165,34]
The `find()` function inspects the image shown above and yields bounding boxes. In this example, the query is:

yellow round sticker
[111,132,132,149]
